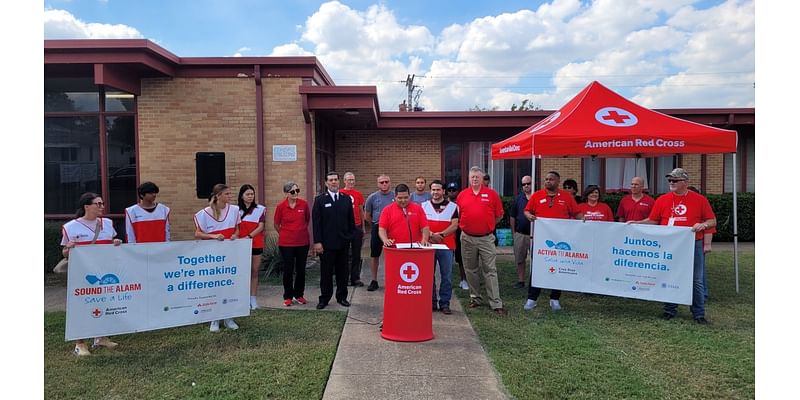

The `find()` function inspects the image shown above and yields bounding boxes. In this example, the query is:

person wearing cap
[510,175,533,289]
[616,176,655,223]
[629,168,716,324]
[446,181,469,290]
[456,166,507,316]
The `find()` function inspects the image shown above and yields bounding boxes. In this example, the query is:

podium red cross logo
[92,308,102,318]
[595,107,638,127]
[399,262,420,283]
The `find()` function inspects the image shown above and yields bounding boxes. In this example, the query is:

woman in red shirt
[273,181,311,307]
[237,184,266,310]
[577,185,614,222]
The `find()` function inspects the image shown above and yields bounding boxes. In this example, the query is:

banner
[531,219,695,304]
[65,239,251,340]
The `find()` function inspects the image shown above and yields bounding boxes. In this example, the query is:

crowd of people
[59,166,716,356]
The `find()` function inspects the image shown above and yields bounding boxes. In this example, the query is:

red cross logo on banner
[399,262,420,283]
[549,266,556,273]
[595,107,638,127]
[531,111,561,132]
[92,308,102,318]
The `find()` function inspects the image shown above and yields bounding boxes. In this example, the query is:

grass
[44,309,346,400]
[456,249,755,400]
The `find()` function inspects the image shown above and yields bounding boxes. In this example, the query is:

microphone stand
[402,206,414,248]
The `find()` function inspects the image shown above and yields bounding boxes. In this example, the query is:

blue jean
[432,249,453,308]
[664,240,705,319]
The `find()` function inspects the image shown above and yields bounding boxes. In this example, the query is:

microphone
[402,206,414,248]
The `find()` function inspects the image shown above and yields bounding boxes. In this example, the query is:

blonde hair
[208,184,229,220]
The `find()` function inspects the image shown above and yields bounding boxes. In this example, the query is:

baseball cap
[665,168,689,180]
[446,182,459,191]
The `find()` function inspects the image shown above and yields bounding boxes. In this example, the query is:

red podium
[381,246,435,342]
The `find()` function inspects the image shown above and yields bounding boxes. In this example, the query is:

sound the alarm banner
[531,219,694,304]
[65,239,251,340]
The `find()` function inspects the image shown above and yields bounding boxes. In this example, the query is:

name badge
[667,217,675,226]
[325,203,332,208]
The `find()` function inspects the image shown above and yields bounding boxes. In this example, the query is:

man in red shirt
[616,176,655,222]
[456,166,507,316]
[379,184,430,247]
[340,172,366,287]
[523,171,583,311]
[630,168,716,324]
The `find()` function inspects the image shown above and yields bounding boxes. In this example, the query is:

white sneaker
[250,296,259,310]
[74,342,91,356]
[523,299,537,311]
[550,299,562,311]
[209,320,220,332]
[92,336,118,349]
[459,280,469,290]
[223,318,239,330]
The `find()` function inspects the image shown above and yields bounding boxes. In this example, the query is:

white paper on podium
[395,243,449,250]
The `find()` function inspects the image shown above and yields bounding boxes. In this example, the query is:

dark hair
[238,184,257,217]
[137,181,159,200]
[546,171,561,179]
[429,179,444,189]
[563,179,577,190]
[326,171,339,180]
[395,183,410,194]
[75,192,100,218]
[583,185,600,202]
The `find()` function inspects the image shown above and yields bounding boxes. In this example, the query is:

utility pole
[403,74,417,112]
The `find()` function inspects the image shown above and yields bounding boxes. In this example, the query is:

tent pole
[732,153,740,293]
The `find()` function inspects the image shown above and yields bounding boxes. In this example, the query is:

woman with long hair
[237,184,266,310]
[194,184,241,332]
[60,192,122,356]
[273,181,311,307]
[577,185,614,222]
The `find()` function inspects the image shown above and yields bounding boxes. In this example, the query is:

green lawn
[44,309,345,400]
[457,250,755,400]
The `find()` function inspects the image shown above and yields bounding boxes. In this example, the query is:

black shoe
[367,280,379,291]
[661,312,674,320]
[432,304,439,311]
[694,317,708,325]
[316,303,327,310]
[441,307,452,315]
[352,280,365,287]
[337,299,351,307]
[513,281,525,289]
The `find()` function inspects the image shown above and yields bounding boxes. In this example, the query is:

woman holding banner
[577,185,614,222]
[273,181,311,307]
[194,184,241,332]
[61,192,122,356]
[237,184,266,310]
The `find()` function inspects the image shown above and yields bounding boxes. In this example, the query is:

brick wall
[540,159,582,190]
[335,130,441,195]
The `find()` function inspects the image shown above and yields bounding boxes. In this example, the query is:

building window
[582,156,674,194]
[44,117,101,214]
[45,78,99,112]
[106,116,137,213]
[443,143,462,188]
[724,132,755,192]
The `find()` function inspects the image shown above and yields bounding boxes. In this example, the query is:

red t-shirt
[577,202,614,222]
[649,191,716,240]
[616,194,655,222]
[379,202,429,243]
[273,198,311,246]
[524,189,580,219]
[456,186,504,236]
[340,188,364,226]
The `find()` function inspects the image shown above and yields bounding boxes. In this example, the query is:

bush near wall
[498,192,754,242]
[45,220,64,273]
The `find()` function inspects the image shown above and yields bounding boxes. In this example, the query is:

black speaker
[196,152,225,199]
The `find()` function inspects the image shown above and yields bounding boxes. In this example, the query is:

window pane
[105,91,136,112]
[45,78,99,112]
[655,156,676,194]
[106,116,137,214]
[45,117,100,214]
[582,157,601,186]
[444,143,462,187]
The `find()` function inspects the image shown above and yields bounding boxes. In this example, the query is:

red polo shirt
[340,188,364,226]
[456,186,504,236]
[525,189,580,219]
[273,198,311,246]
[379,202,429,243]
[616,194,655,222]
[649,191,716,240]
[577,202,614,222]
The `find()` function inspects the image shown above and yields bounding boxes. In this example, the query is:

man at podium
[378,184,431,247]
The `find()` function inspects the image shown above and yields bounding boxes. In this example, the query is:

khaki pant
[513,232,531,266]
[461,233,503,309]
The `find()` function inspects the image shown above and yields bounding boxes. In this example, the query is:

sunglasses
[522,182,532,186]
[289,189,300,195]
[91,202,105,207]
[667,179,685,183]
[379,180,389,184]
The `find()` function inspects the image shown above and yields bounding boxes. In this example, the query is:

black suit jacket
[312,191,355,250]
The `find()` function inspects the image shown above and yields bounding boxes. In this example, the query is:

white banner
[531,219,695,304]
[65,240,251,340]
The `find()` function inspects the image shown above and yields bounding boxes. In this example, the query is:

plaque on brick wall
[273,145,297,162]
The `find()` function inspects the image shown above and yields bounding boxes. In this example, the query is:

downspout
[302,93,313,197]
[255,65,265,204]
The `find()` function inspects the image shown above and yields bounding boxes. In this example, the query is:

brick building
[45,39,755,240]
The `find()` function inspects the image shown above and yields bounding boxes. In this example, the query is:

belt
[464,231,492,238]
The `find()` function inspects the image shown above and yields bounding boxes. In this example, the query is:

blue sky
[43,0,754,112]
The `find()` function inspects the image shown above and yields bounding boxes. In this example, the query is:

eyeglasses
[521,182,531,186]
[667,179,685,183]
[91,202,105,207]
[289,189,300,195]
[379,180,389,184]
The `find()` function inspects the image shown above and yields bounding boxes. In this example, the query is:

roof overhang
[300,86,381,129]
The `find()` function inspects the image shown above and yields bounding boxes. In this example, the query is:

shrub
[45,220,64,273]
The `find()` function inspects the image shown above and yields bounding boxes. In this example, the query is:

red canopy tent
[491,81,742,291]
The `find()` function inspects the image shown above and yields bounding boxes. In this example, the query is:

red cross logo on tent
[549,266,556,273]
[531,111,561,132]
[399,262,420,283]
[92,308,102,318]
[674,204,687,216]
[595,107,638,127]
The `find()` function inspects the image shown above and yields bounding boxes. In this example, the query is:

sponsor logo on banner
[499,144,521,154]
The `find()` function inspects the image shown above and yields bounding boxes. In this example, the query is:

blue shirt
[410,191,432,204]
[510,192,532,235]
[365,191,395,223]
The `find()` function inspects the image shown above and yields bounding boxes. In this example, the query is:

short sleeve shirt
[525,189,580,219]
[649,191,716,240]
[577,202,614,222]
[456,186,504,236]
[365,191,395,223]
[379,202,429,243]
[616,194,655,222]
[340,188,365,226]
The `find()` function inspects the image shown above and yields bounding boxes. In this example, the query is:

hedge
[499,192,754,242]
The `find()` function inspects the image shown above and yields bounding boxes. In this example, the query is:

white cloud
[44,9,143,39]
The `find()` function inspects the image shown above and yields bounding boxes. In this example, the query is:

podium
[381,245,437,342]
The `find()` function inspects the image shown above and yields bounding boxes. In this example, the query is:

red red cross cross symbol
[403,265,416,280]
[602,110,631,124]
[549,266,556,273]
[92,308,102,317]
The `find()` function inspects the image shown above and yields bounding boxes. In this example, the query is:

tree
[510,99,542,111]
